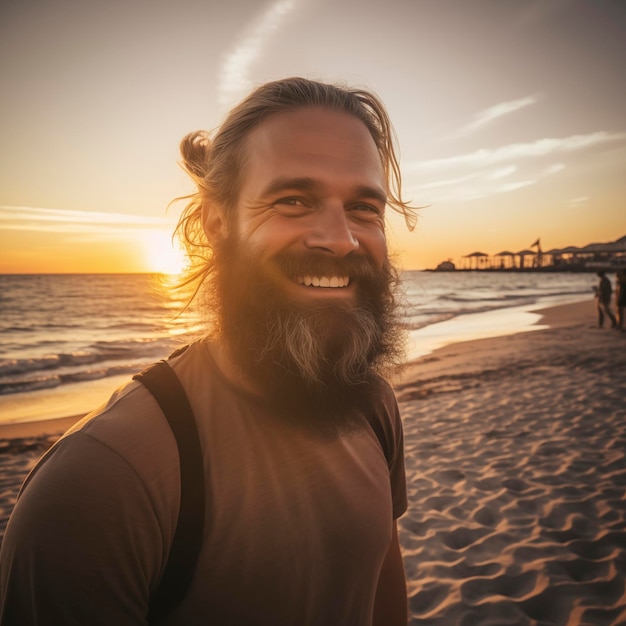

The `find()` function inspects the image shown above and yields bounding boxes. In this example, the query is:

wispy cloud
[217,0,300,110]
[407,176,537,205]
[0,206,169,236]
[405,128,625,204]
[543,163,566,176]
[408,131,626,171]
[568,196,589,207]
[486,165,518,180]
[415,172,480,190]
[453,95,539,137]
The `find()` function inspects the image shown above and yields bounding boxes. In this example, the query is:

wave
[0,272,596,398]
[0,362,152,395]
[0,336,181,395]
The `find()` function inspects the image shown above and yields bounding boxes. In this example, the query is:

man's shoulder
[54,343,214,472]
[369,373,399,409]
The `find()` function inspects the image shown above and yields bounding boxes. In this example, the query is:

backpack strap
[132,359,205,623]
[132,351,390,621]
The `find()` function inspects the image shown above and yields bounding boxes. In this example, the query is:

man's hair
[173,76,417,293]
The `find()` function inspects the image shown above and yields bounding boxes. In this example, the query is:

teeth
[296,275,350,288]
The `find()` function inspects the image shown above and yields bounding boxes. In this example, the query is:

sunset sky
[1,0,625,273]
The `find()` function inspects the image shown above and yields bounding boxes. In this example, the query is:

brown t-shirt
[0,341,407,625]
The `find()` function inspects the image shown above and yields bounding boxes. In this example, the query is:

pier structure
[439,235,626,271]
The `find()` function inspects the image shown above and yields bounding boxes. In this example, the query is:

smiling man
[0,78,416,625]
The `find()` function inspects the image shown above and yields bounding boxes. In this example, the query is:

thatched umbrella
[464,251,489,270]
[494,250,515,269]
[516,249,537,269]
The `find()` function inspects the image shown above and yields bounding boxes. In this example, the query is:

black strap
[133,360,206,623]
[133,353,389,622]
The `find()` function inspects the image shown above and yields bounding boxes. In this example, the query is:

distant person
[596,270,617,328]
[0,78,415,625]
[616,269,626,331]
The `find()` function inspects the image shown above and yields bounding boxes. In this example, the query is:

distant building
[435,260,456,271]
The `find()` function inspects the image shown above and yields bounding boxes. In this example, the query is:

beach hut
[579,238,626,266]
[546,246,581,268]
[515,249,537,269]
[464,251,489,270]
[494,251,515,270]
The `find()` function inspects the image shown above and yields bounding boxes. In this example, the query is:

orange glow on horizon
[141,230,188,276]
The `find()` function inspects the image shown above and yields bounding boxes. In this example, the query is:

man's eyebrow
[261,177,318,197]
[261,177,387,205]
[353,185,387,206]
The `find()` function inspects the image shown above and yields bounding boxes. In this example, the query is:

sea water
[0,272,595,423]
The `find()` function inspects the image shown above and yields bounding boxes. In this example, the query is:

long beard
[209,237,403,433]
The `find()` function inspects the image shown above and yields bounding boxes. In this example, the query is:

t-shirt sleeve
[388,398,408,519]
[0,433,164,625]
[377,381,408,519]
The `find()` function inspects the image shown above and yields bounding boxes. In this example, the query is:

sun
[143,229,187,275]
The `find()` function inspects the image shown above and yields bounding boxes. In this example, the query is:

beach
[395,300,626,625]
[1,299,625,624]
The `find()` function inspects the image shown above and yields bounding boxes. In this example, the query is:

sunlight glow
[143,230,187,276]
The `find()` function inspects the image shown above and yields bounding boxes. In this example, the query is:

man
[616,269,626,331]
[596,270,617,328]
[0,77,416,625]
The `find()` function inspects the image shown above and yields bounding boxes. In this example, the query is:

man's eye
[273,197,310,215]
[275,197,305,207]
[351,203,381,216]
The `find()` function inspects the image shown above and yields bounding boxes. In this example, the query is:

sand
[394,300,626,625]
[1,299,625,624]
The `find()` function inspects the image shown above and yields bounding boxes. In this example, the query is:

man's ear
[202,203,228,243]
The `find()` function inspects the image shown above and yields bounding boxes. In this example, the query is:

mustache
[272,251,382,281]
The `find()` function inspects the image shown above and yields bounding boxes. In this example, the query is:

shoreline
[0,298,601,441]
[403,294,589,362]
[0,296,591,432]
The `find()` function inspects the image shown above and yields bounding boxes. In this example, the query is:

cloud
[543,163,566,176]
[415,172,480,190]
[453,95,539,137]
[568,196,589,207]
[0,206,170,236]
[405,130,626,205]
[217,0,300,110]
[407,176,537,205]
[408,131,626,171]
[486,165,518,180]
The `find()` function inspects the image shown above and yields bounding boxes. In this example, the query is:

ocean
[0,272,595,424]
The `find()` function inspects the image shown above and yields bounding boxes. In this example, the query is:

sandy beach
[1,299,625,624]
[395,300,626,625]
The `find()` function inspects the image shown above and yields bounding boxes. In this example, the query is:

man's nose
[303,204,359,257]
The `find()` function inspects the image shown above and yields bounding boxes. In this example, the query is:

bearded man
[0,77,416,625]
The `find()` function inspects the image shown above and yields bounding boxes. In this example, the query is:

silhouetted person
[616,269,626,331]
[596,271,617,328]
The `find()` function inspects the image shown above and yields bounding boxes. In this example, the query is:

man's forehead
[241,107,385,183]
[249,107,378,152]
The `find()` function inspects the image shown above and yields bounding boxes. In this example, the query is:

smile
[296,275,350,288]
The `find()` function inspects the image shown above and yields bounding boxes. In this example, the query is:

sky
[1,0,625,273]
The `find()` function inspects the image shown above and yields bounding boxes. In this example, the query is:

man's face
[209,107,400,430]
[231,106,389,302]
